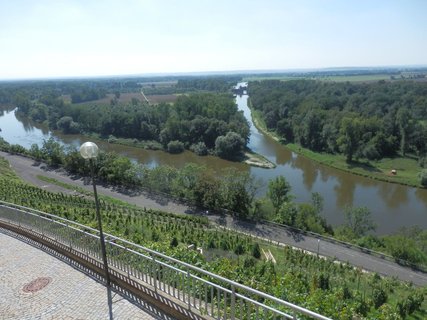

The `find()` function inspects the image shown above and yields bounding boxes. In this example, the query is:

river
[1,92,427,234]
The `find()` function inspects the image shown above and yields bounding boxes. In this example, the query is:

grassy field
[250,106,425,188]
[62,92,178,104]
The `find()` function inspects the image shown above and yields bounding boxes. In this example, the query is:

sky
[0,0,426,80]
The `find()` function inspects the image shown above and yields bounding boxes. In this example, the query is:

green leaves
[344,206,376,237]
[267,175,292,213]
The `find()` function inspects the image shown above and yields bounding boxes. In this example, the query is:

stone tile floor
[0,231,171,320]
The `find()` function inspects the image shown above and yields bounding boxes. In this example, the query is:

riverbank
[243,149,276,168]
[76,131,276,169]
[250,105,425,188]
[2,152,427,288]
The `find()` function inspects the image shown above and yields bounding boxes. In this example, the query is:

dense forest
[0,77,249,160]
[249,80,427,165]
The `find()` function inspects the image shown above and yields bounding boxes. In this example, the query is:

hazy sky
[1,0,426,79]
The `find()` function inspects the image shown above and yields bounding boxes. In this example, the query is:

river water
[1,93,426,234]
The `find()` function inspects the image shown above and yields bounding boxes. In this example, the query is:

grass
[250,105,425,188]
[35,175,139,208]
[0,157,21,182]
[286,143,424,188]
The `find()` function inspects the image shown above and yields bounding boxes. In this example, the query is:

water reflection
[377,183,409,209]
[1,95,427,234]
[333,176,356,209]
[293,155,318,191]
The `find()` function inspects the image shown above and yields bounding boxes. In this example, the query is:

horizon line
[1,64,427,82]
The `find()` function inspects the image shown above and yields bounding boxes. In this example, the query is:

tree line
[249,80,427,164]
[14,92,250,160]
[3,136,426,268]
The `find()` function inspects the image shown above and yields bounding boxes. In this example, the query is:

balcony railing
[0,200,331,320]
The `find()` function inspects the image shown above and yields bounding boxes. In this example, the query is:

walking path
[1,152,427,286]
[0,231,170,320]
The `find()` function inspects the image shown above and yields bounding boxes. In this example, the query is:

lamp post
[80,142,111,288]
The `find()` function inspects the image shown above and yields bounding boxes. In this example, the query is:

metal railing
[258,219,427,273]
[0,200,331,320]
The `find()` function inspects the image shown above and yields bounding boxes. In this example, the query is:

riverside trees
[16,91,250,160]
[3,76,249,160]
[249,80,427,163]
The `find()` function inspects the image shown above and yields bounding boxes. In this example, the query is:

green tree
[344,206,376,237]
[215,131,245,160]
[167,140,185,154]
[396,108,411,156]
[337,117,362,162]
[267,176,292,213]
[41,138,64,167]
[56,116,80,134]
[419,169,427,187]
[311,192,324,214]
[276,202,298,225]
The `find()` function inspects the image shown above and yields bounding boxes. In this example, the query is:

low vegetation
[3,137,427,268]
[0,156,425,319]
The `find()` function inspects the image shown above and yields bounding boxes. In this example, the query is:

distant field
[140,80,177,88]
[244,73,397,82]
[320,74,395,82]
[243,75,308,81]
[62,92,178,105]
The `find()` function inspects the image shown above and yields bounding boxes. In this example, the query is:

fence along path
[0,200,331,320]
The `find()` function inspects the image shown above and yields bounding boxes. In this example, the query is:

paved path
[0,231,171,320]
[1,152,427,286]
[211,215,427,286]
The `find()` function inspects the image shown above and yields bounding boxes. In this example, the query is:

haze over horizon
[1,0,426,80]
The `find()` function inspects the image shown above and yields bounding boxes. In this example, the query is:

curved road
[1,151,427,286]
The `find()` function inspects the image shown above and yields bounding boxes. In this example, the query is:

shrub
[419,169,427,187]
[190,142,208,156]
[108,135,117,143]
[372,287,387,309]
[251,243,261,259]
[170,237,179,247]
[167,140,185,154]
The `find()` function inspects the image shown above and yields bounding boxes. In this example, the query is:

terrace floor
[0,231,172,320]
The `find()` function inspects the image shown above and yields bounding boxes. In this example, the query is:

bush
[372,287,387,309]
[418,156,426,168]
[215,131,245,160]
[251,243,261,259]
[167,140,185,154]
[190,142,208,156]
[108,135,117,143]
[419,169,427,187]
[170,237,179,247]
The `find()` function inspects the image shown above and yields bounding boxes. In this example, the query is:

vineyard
[0,163,426,319]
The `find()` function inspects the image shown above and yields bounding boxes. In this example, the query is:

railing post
[187,270,191,311]
[231,285,236,320]
[152,254,157,293]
